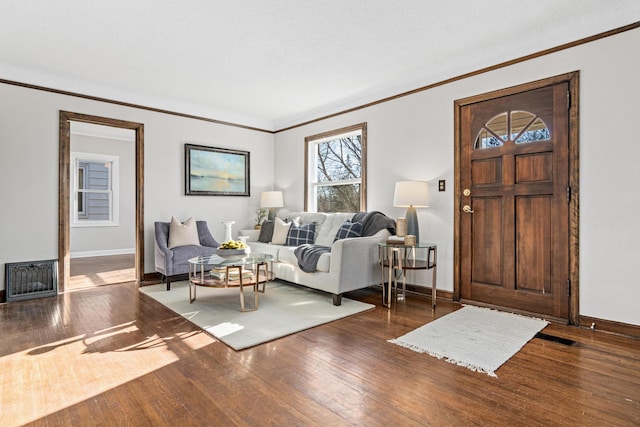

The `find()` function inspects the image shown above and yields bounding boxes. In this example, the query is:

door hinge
[566,186,571,203]
[567,91,571,109]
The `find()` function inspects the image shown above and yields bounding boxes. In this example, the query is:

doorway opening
[59,112,144,292]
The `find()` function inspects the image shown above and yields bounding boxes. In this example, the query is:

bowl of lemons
[217,240,250,260]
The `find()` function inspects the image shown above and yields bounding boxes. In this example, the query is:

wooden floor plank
[1,282,639,426]
[68,254,135,290]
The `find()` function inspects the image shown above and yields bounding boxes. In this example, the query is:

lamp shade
[260,191,284,208]
[393,181,429,207]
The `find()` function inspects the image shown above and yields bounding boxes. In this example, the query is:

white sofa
[242,211,392,305]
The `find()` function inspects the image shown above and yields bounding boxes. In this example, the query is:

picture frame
[185,143,250,196]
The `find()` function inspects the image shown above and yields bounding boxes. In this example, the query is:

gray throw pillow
[258,220,275,243]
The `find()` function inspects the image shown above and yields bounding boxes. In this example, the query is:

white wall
[1,28,637,327]
[0,83,274,289]
[70,133,136,256]
[274,28,640,326]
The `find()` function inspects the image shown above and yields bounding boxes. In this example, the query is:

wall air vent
[5,259,58,302]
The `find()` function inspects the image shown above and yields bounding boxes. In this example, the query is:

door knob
[463,205,474,213]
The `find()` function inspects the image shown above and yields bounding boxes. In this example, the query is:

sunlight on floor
[68,267,136,290]
[0,320,212,426]
[208,321,244,337]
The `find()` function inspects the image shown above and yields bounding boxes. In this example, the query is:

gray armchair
[154,221,219,290]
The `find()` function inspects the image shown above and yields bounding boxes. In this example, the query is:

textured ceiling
[1,1,639,131]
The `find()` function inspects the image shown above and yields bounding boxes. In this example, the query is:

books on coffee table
[210,267,253,281]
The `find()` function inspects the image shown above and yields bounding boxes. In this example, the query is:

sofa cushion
[258,220,275,243]
[334,220,363,242]
[247,241,282,261]
[271,217,294,244]
[279,245,331,273]
[168,216,200,249]
[285,222,316,246]
[296,212,328,228]
[169,244,218,274]
[315,213,354,246]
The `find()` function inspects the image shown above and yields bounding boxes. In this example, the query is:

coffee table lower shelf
[188,256,273,312]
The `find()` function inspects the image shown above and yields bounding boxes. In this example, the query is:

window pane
[316,136,362,183]
[317,184,361,213]
[80,161,110,190]
[306,123,367,212]
[475,128,503,149]
[74,158,115,223]
[77,167,86,216]
[83,192,111,220]
[515,117,551,143]
[474,110,550,148]
[486,113,508,141]
[510,110,536,140]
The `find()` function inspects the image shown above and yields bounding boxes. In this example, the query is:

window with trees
[71,152,119,227]
[305,123,367,212]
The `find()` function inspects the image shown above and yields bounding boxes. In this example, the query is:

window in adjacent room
[71,152,119,227]
[305,123,367,212]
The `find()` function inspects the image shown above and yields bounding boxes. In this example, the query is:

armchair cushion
[168,216,200,248]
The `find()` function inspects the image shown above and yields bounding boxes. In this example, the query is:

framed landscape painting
[185,144,250,196]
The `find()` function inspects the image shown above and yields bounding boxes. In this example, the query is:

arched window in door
[474,110,550,149]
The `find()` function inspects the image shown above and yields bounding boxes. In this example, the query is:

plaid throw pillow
[285,222,316,246]
[334,221,363,242]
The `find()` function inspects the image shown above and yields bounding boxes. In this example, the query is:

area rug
[140,280,374,350]
[388,305,548,377]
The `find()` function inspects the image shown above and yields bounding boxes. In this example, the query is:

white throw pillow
[168,216,200,249]
[271,217,293,245]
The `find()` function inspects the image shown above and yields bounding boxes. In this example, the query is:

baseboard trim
[579,316,640,339]
[71,248,135,259]
[394,283,454,301]
[141,272,162,286]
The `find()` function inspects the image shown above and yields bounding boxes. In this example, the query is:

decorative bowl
[216,248,250,261]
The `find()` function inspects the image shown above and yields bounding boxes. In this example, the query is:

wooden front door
[458,81,571,320]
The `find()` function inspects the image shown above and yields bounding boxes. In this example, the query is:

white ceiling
[2,1,639,131]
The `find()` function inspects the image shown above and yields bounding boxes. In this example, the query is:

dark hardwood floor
[1,282,638,426]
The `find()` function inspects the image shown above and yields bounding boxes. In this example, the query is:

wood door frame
[59,111,144,292]
[453,71,579,325]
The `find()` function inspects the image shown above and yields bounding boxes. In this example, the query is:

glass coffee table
[188,253,273,312]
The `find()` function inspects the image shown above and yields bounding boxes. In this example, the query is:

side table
[378,242,437,310]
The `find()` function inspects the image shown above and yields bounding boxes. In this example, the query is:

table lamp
[393,181,429,242]
[260,191,284,220]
